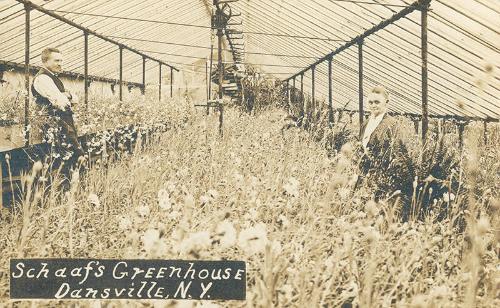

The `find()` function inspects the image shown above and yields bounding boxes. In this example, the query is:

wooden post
[170,67,173,98]
[84,31,89,111]
[24,3,30,146]
[119,46,123,101]
[421,2,429,144]
[158,63,162,101]
[328,56,334,127]
[358,39,364,137]
[142,56,146,95]
[292,76,296,105]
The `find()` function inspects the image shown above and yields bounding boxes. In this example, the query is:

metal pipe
[159,63,162,101]
[119,46,123,101]
[205,60,209,100]
[286,80,290,106]
[84,31,89,111]
[458,123,465,151]
[142,56,146,95]
[218,28,224,99]
[170,67,173,98]
[208,44,214,101]
[328,56,333,127]
[311,66,315,118]
[24,3,30,146]
[421,2,429,143]
[300,73,304,118]
[483,120,488,145]
[358,40,364,135]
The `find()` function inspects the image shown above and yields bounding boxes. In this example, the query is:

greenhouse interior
[0,0,499,307]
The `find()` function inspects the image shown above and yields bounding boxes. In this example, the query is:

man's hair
[41,47,61,63]
[369,85,389,102]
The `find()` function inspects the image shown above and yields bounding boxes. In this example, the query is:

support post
[328,56,334,127]
[292,76,296,105]
[142,56,146,95]
[421,2,429,144]
[219,104,223,137]
[214,0,225,136]
[170,67,173,98]
[208,44,214,100]
[358,39,364,136]
[24,3,30,146]
[84,31,89,111]
[483,120,487,145]
[217,27,224,100]
[458,122,465,151]
[206,60,209,100]
[286,80,290,106]
[159,63,162,101]
[300,73,304,118]
[413,119,420,134]
[119,46,123,101]
[311,65,315,118]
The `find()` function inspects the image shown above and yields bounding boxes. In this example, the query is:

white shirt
[33,66,76,110]
[362,112,386,150]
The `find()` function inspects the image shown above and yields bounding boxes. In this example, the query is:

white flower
[32,161,43,173]
[283,177,299,197]
[118,216,132,230]
[365,200,379,217]
[200,194,211,205]
[277,214,290,228]
[184,194,195,208]
[207,189,219,199]
[87,193,100,207]
[179,231,211,255]
[158,189,172,210]
[215,220,237,249]
[238,223,268,255]
[142,229,160,252]
[168,210,181,219]
[136,204,150,217]
[442,192,455,202]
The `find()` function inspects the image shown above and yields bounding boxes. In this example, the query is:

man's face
[44,52,63,73]
[367,92,388,117]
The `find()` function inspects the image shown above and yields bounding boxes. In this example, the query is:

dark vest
[31,68,67,114]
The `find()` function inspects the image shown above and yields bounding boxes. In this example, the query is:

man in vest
[32,47,85,170]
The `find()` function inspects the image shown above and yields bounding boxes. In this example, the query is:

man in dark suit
[357,86,414,214]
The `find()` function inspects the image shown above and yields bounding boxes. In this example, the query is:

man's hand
[53,100,71,111]
[64,91,79,106]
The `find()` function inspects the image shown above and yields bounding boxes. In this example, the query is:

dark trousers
[43,111,84,186]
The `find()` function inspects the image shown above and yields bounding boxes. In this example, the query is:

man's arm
[33,75,71,110]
